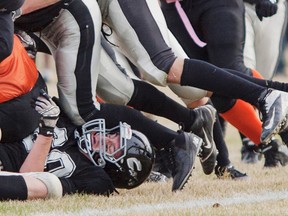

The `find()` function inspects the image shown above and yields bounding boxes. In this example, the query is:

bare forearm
[19,135,52,173]
[21,0,61,14]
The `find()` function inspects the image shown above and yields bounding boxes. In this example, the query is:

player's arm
[19,135,53,172]
[21,0,61,14]
[20,91,60,172]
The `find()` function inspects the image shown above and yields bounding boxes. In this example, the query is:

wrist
[39,125,55,137]
[37,134,54,142]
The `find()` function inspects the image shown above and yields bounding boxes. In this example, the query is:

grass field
[2,54,288,215]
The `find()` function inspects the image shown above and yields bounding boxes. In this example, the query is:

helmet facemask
[75,119,132,168]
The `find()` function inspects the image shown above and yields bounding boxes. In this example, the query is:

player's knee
[168,83,208,102]
[23,172,63,199]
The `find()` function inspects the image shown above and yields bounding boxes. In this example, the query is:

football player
[0,116,155,200]
[0,0,46,143]
[1,92,197,200]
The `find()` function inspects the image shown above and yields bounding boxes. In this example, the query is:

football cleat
[258,89,288,144]
[215,164,248,180]
[258,139,288,167]
[166,131,202,192]
[190,104,218,175]
[241,137,259,164]
[146,171,168,183]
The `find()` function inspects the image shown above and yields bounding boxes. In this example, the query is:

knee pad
[23,172,63,199]
[98,47,135,105]
[168,83,208,103]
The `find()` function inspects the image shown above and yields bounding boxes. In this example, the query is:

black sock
[213,115,231,167]
[0,175,28,201]
[128,79,196,130]
[226,68,288,92]
[180,59,266,106]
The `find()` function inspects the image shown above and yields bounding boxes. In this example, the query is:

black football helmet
[0,0,24,13]
[75,119,155,189]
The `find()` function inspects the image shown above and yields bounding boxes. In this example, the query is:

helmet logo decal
[127,157,142,177]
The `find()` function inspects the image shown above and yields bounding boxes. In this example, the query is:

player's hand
[34,90,60,137]
[255,0,278,21]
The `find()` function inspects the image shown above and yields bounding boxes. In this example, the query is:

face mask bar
[75,119,132,168]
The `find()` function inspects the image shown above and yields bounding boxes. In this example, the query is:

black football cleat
[190,104,218,175]
[241,137,259,164]
[166,131,202,192]
[258,139,288,167]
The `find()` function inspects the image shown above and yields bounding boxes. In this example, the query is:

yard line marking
[31,190,288,216]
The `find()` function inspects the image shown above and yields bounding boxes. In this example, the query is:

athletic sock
[0,175,28,200]
[128,79,196,129]
[226,68,288,92]
[213,115,231,167]
[220,99,262,145]
[180,59,265,105]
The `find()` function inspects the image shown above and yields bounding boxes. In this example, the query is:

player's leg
[0,172,62,200]
[38,0,102,126]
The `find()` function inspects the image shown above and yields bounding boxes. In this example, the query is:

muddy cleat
[258,89,288,144]
[215,164,248,180]
[166,131,202,192]
[258,139,288,167]
[190,104,218,175]
[146,171,168,183]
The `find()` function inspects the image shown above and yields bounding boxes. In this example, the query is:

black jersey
[0,113,114,195]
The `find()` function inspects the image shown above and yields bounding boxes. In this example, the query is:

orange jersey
[0,35,38,103]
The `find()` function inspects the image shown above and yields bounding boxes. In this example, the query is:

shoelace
[166,147,177,176]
